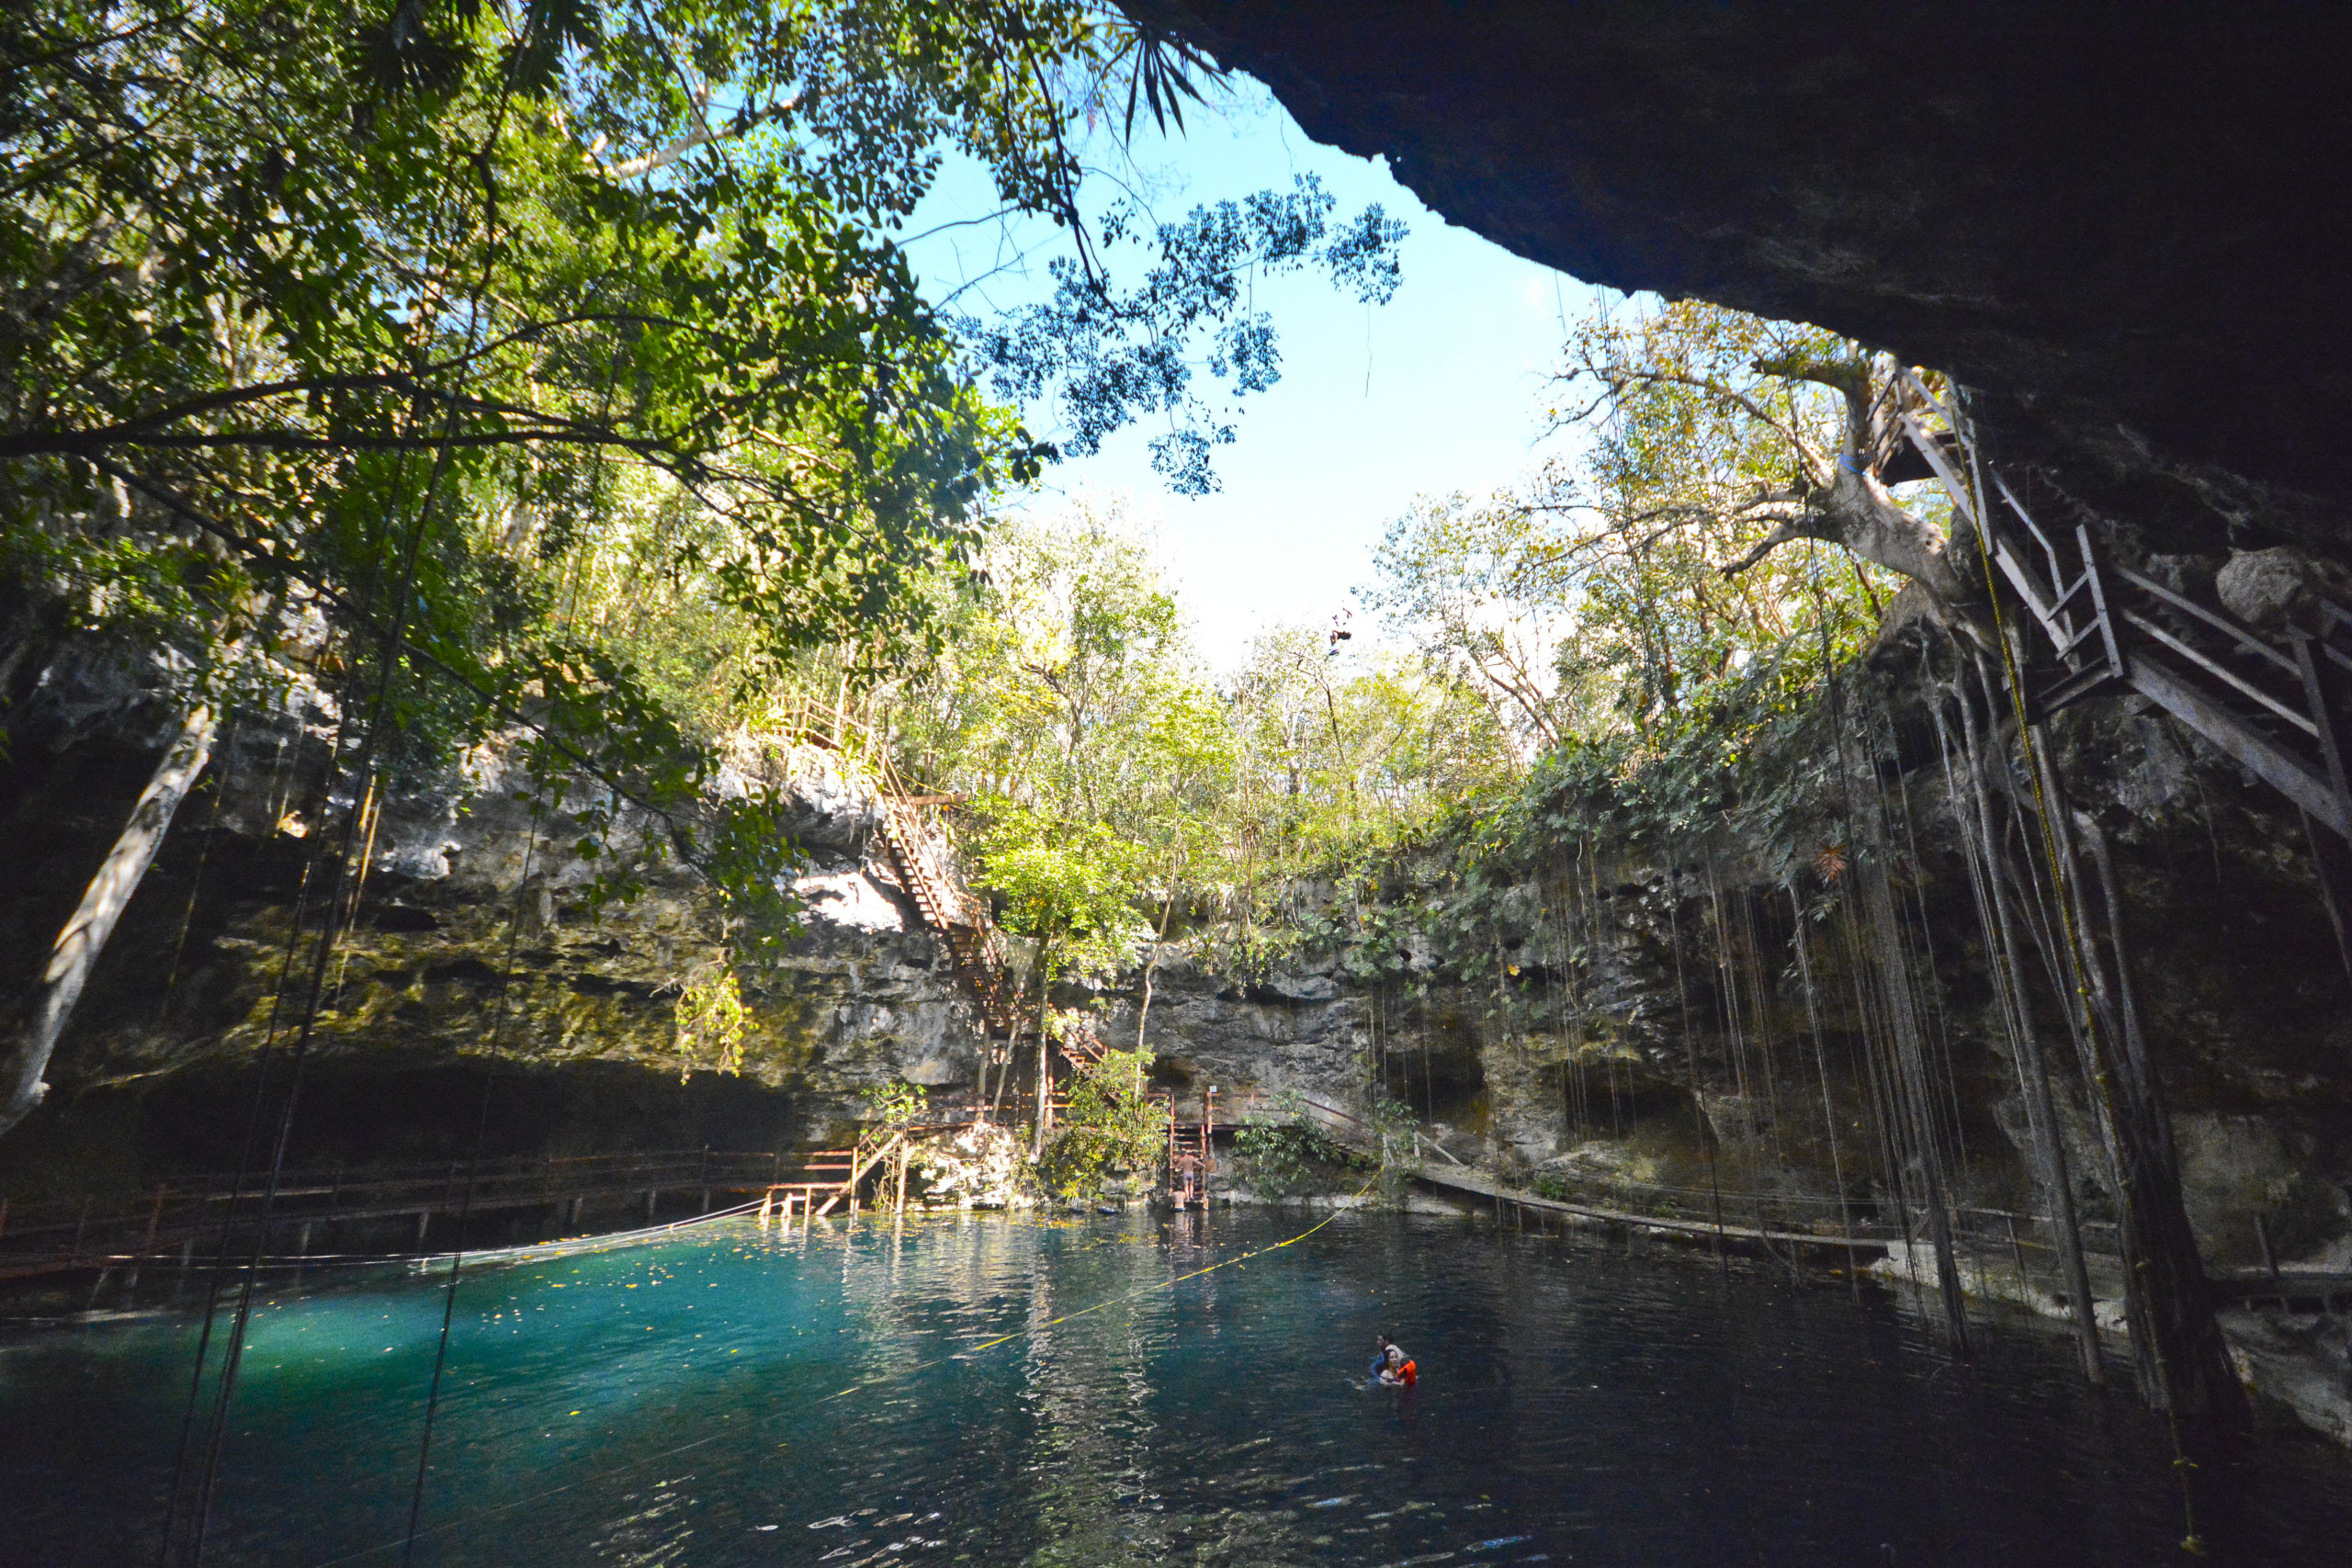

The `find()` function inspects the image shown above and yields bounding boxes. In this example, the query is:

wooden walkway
[1408,1161,1893,1257]
[2208,1269,2352,1314]
[0,1146,849,1282]
[756,1123,933,1220]
[1289,1097,2352,1313]
[1281,1095,1883,1254]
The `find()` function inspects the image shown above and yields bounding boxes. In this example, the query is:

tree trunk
[1136,872,1180,1054]
[1031,956,1053,1158]
[987,1036,1012,1122]
[989,942,1038,1124]
[0,705,217,1136]
[1727,466,1966,604]
[2070,808,2246,1427]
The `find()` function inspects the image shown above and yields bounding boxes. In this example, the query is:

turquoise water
[4,1208,2349,1566]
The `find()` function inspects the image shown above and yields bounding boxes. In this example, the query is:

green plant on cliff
[860,1078,929,1130]
[1363,1092,1423,1166]
[672,957,750,1080]
[1210,623,1516,953]
[978,813,1155,991]
[1234,1091,1368,1197]
[1036,1043,1161,1196]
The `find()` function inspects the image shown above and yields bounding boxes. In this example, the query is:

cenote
[6,1209,2351,1567]
[14,8,2352,1566]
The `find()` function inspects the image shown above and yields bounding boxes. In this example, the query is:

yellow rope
[821,1171,1386,1401]
[1957,411,2202,1555]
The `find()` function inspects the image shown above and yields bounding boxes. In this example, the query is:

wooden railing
[801,1125,909,1218]
[1897,372,2352,841]
[876,794,1031,1038]
[775,712,1201,1198]
[0,1147,823,1280]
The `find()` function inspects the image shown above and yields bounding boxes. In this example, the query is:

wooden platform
[0,1147,828,1282]
[1414,1163,2352,1313]
[1408,1163,1892,1257]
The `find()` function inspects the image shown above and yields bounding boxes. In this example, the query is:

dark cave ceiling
[1143,3,2352,552]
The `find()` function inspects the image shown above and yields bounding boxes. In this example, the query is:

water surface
[4,1207,2346,1565]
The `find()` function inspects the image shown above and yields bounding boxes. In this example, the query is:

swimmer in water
[1376,1342,1418,1387]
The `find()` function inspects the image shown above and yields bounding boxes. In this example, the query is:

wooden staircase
[875,794,1030,1038]
[1165,1091,1218,1208]
[1898,372,2352,843]
[1046,1017,1176,1138]
[1167,1114,1212,1208]
[866,772,1174,1179]
[761,1128,911,1219]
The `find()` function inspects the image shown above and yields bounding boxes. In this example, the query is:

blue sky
[898,84,1613,669]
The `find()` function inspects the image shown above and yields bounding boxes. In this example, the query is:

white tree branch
[0,705,216,1135]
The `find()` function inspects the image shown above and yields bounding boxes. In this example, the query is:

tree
[1216,624,1514,932]
[1554,299,1960,609]
[1035,1041,1162,1195]
[886,506,1213,1136]
[0,2,1403,1132]
[1368,494,1576,752]
[1372,298,1899,750]
[0,1,1042,1126]
[971,810,1148,1149]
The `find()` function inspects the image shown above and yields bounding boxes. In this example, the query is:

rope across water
[302,1175,1386,1567]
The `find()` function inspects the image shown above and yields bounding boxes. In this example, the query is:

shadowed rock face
[1144,2,2352,548]
[0,673,980,1184]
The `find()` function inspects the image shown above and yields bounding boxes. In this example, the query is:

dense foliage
[0,0,1401,927]
[1232,1094,1373,1196]
[1035,1043,1163,1195]
[1367,299,1909,758]
[5,2,1957,1091]
[871,298,1945,996]
[869,505,1514,982]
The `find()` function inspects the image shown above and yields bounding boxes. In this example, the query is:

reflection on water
[3,1207,2348,1566]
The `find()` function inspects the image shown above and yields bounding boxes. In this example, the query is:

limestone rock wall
[1109,663,2352,1294]
[1095,953,1373,1121]
[0,667,981,1187]
[6,637,2350,1305]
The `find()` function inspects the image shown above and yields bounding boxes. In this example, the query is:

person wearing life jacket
[1377,1342,1418,1386]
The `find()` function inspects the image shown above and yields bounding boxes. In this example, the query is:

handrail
[2120,609,2318,736]
[1890,367,2352,840]
[0,1146,831,1256]
[2115,563,2300,674]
